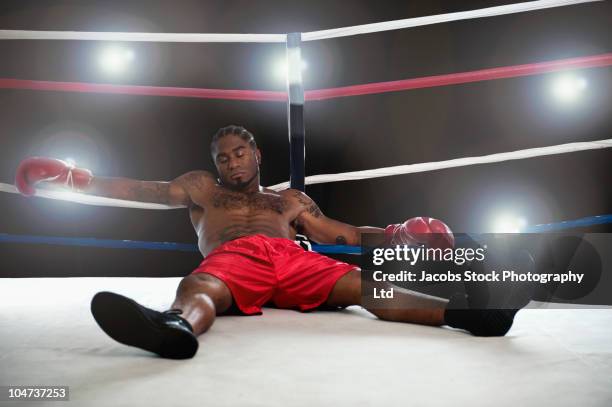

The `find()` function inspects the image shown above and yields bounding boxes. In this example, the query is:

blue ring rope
[523,214,612,232]
[1,214,610,254]
[0,234,197,252]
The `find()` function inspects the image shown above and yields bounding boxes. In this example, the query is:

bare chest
[211,190,289,214]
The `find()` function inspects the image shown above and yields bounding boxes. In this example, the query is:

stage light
[273,56,307,83]
[99,46,134,74]
[492,214,527,233]
[551,74,587,103]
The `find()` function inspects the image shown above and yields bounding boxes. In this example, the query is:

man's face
[213,134,261,190]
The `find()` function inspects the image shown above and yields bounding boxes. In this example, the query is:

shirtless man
[15,125,525,359]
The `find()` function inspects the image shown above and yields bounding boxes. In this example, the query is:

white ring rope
[0,183,183,209]
[268,139,612,191]
[0,0,599,43]
[1,139,610,208]
[302,0,599,42]
[0,31,285,43]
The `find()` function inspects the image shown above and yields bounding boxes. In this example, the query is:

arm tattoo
[335,235,347,245]
[293,191,323,218]
[307,203,323,218]
[180,171,214,191]
[127,182,171,203]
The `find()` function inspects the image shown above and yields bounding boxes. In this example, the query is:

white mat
[1,278,611,407]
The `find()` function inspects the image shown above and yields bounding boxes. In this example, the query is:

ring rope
[1,214,610,254]
[0,0,598,43]
[524,214,612,232]
[0,31,285,43]
[1,53,610,102]
[306,53,612,101]
[268,139,612,191]
[1,139,610,209]
[301,0,599,42]
[0,183,181,209]
[0,78,286,101]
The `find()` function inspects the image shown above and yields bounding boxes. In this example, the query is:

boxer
[16,125,527,359]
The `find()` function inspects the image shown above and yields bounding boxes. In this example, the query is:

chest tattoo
[212,190,288,214]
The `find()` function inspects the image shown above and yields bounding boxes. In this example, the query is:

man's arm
[15,156,214,207]
[287,189,454,248]
[85,171,214,206]
[287,189,382,246]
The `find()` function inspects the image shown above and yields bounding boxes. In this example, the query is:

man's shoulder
[277,188,304,199]
[173,170,217,190]
[277,188,317,207]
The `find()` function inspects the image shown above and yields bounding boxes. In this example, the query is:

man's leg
[170,273,234,336]
[325,269,447,326]
[91,273,234,358]
[325,268,530,336]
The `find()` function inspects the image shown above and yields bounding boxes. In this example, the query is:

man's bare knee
[176,273,233,314]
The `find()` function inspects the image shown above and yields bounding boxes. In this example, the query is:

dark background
[0,0,610,277]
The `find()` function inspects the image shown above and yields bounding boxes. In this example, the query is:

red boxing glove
[384,216,455,249]
[15,157,93,196]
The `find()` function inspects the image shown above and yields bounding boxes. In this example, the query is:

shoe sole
[91,291,198,359]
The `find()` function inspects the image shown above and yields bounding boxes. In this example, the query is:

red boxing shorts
[191,234,357,315]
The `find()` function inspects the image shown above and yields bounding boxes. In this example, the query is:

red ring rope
[0,53,610,102]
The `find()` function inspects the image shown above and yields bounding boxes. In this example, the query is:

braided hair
[210,125,257,156]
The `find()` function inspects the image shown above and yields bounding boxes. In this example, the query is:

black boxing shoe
[444,293,518,337]
[91,291,198,359]
[444,249,537,337]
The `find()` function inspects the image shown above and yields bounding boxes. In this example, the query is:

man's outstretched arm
[85,171,213,206]
[15,156,213,207]
[288,189,454,248]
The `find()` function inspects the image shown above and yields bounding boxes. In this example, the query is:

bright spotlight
[273,57,307,83]
[551,74,587,103]
[99,46,134,74]
[492,214,527,233]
